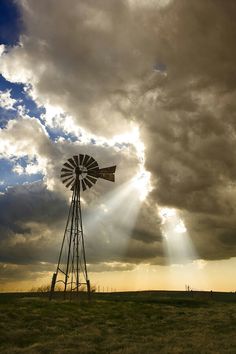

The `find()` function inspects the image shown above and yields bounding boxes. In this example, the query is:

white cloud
[0,44,5,56]
[0,89,17,110]
[12,162,42,176]
[25,163,42,175]
[12,164,24,175]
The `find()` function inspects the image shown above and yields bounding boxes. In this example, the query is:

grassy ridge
[0,291,235,353]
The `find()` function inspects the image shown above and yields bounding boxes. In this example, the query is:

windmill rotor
[60,154,116,191]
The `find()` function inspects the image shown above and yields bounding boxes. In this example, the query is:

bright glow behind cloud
[159,207,197,264]
[132,171,152,201]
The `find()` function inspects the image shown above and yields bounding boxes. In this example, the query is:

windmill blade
[99,173,115,182]
[68,158,77,168]
[61,167,73,173]
[73,155,79,166]
[81,179,87,191]
[65,178,75,188]
[63,162,74,170]
[87,166,99,177]
[87,166,99,172]
[70,178,79,189]
[79,154,85,165]
[86,157,97,169]
[84,177,93,189]
[86,175,97,184]
[83,155,91,167]
[62,176,74,184]
[84,155,95,167]
[87,170,99,178]
[99,166,116,174]
[71,179,77,188]
[87,160,99,170]
[61,172,73,178]
[62,176,75,185]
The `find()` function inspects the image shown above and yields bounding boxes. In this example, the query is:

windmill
[50,154,116,299]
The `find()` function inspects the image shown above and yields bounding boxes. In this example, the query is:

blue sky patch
[0,75,46,128]
[0,158,43,192]
[0,74,25,98]
[0,0,22,46]
[0,106,17,128]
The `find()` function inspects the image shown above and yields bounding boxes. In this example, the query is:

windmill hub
[75,166,87,176]
[75,166,80,175]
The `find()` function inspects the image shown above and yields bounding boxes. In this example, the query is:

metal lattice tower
[50,154,116,299]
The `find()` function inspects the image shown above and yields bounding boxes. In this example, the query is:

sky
[0,0,235,292]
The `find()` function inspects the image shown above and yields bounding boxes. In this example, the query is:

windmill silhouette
[50,154,116,299]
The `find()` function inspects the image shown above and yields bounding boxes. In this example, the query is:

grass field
[0,291,235,354]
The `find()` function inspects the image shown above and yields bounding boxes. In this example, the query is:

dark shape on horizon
[50,154,116,300]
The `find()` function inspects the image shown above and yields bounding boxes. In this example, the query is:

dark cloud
[183,211,236,260]
[129,201,163,244]
[0,262,54,285]
[135,0,236,261]
[0,181,165,270]
[0,182,67,264]
[0,182,67,229]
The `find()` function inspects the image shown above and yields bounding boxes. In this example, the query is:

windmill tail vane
[50,154,116,300]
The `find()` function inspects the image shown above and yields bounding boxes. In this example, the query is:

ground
[0,291,235,354]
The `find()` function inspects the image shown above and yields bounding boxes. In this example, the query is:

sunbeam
[159,207,197,264]
[131,170,152,201]
[159,207,209,289]
[83,172,151,269]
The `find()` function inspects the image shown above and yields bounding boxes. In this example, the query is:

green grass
[0,291,235,353]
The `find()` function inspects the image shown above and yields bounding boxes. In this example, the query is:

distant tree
[30,284,63,293]
[30,283,96,293]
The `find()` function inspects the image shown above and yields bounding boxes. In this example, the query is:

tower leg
[87,279,91,297]
[78,191,90,299]
[49,272,57,300]
[51,183,90,300]
[63,189,76,297]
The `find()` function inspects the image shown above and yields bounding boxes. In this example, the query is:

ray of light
[83,173,150,268]
[159,207,209,290]
[159,207,197,263]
